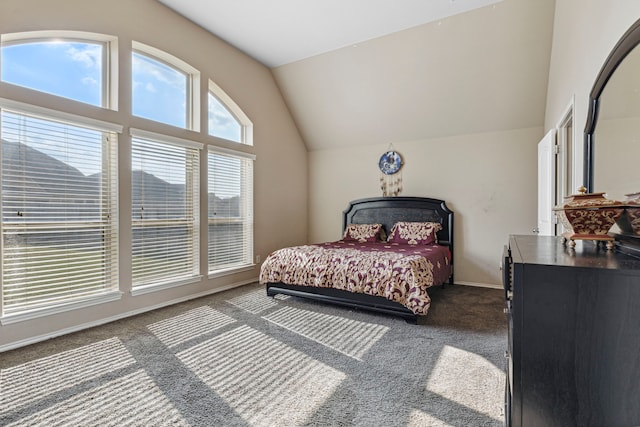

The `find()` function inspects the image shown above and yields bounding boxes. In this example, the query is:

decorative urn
[553,186,624,249]
[616,192,640,236]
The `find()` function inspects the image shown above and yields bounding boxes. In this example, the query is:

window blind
[1,109,118,316]
[131,134,200,289]
[208,147,254,273]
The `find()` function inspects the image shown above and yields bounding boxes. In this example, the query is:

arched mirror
[584,18,640,250]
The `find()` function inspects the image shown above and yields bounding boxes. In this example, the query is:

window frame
[207,145,255,277]
[129,128,203,296]
[0,98,122,324]
[0,28,258,324]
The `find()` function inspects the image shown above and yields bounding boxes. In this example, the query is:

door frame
[556,96,576,202]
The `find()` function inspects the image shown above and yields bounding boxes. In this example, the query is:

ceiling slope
[272,0,556,151]
[157,0,504,67]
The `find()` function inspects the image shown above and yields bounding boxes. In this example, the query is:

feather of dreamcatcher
[380,171,403,197]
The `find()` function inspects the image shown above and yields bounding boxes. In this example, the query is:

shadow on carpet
[0,283,507,427]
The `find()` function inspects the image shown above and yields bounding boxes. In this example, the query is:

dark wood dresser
[503,235,640,427]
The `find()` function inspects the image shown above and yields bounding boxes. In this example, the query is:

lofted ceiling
[157,0,505,68]
[158,0,556,152]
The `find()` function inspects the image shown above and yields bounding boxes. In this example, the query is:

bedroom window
[0,102,120,322]
[131,129,202,294]
[0,31,117,109]
[208,147,254,275]
[208,80,253,145]
[132,42,200,131]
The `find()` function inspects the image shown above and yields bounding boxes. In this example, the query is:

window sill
[131,275,203,296]
[1,291,123,325]
[208,264,256,279]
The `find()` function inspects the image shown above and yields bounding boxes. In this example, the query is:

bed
[260,197,454,323]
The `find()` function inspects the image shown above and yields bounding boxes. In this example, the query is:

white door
[537,129,557,236]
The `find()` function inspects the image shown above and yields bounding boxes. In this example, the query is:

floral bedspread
[259,241,451,315]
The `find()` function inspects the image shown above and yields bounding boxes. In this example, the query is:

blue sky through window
[1,41,102,106]
[132,51,187,129]
[208,93,241,142]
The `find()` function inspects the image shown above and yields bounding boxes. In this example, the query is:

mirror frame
[584,17,640,252]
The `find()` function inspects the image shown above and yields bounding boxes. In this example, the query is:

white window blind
[131,132,200,290]
[208,147,254,273]
[1,109,118,317]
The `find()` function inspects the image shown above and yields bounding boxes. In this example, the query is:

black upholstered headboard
[342,196,454,254]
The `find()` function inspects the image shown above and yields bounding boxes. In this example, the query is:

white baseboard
[0,278,259,353]
[455,280,502,290]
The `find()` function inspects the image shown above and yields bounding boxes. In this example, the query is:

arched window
[1,31,117,109]
[132,41,200,131]
[0,29,257,321]
[208,80,253,145]
[207,81,254,275]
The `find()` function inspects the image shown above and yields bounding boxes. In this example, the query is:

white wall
[309,127,541,286]
[545,0,640,188]
[0,0,308,350]
[279,0,555,286]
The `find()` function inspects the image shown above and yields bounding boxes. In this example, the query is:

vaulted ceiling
[158,0,556,151]
[157,0,506,67]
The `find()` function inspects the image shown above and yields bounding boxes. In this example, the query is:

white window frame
[132,41,200,132]
[0,98,122,324]
[0,29,258,326]
[130,128,203,296]
[207,145,255,277]
[1,31,118,110]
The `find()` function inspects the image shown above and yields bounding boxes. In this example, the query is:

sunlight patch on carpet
[0,337,135,415]
[425,345,505,421]
[262,306,389,360]
[408,409,455,427]
[2,369,188,427]
[147,305,236,348]
[225,287,287,314]
[177,325,345,427]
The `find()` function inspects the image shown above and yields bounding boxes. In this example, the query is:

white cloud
[132,53,185,89]
[81,76,98,86]
[65,44,101,69]
[209,97,238,130]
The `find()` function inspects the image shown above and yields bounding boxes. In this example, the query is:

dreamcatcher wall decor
[378,146,403,197]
